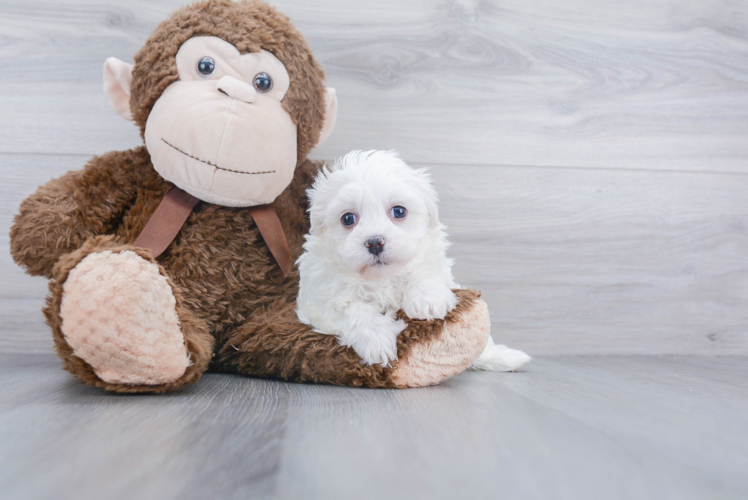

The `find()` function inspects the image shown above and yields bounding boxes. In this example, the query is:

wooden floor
[1,1,748,499]
[1,353,747,500]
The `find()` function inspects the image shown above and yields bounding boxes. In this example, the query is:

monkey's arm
[10,147,150,278]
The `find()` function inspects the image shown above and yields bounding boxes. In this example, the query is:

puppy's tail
[470,336,532,372]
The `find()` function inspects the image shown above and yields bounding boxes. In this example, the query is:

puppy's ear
[308,204,325,234]
[412,168,440,230]
[307,166,332,234]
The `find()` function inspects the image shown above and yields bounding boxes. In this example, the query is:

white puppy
[296,150,530,371]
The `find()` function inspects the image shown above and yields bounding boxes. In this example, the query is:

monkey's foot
[59,249,190,385]
[390,289,491,388]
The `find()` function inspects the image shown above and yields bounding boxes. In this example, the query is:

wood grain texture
[1,0,747,355]
[2,3,747,499]
[0,0,747,172]
[3,154,747,355]
[433,164,748,355]
[1,353,747,500]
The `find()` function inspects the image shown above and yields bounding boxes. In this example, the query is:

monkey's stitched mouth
[161,138,275,175]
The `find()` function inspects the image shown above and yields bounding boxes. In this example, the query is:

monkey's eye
[253,72,273,92]
[391,206,407,219]
[341,213,357,227]
[196,57,216,77]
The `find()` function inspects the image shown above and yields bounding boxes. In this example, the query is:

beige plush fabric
[128,0,330,165]
[141,36,299,207]
[103,57,134,120]
[60,250,190,385]
[391,299,491,387]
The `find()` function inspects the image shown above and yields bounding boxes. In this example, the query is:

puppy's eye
[197,56,216,77]
[253,72,273,92]
[341,212,357,227]
[391,206,407,219]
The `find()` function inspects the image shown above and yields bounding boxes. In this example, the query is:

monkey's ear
[317,87,338,146]
[103,57,134,121]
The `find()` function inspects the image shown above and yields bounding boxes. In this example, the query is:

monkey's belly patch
[59,250,190,385]
[161,138,275,175]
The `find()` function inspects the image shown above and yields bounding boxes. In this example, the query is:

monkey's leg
[45,236,214,393]
[214,289,490,388]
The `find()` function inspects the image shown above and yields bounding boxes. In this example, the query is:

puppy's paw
[402,286,458,320]
[348,314,406,367]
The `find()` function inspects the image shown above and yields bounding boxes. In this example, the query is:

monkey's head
[103,0,337,207]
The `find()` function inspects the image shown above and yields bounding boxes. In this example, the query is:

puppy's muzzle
[365,236,385,256]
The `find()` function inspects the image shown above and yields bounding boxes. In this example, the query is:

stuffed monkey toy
[9,0,490,393]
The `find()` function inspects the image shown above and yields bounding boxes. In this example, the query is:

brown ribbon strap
[133,186,292,277]
[247,204,292,277]
[133,186,200,258]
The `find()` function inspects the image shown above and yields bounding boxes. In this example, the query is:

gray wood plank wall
[1,0,746,355]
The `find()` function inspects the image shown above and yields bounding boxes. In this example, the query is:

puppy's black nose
[365,236,385,256]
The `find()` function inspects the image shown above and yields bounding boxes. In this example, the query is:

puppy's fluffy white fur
[296,150,530,371]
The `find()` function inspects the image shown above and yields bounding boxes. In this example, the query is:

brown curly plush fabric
[9,0,488,393]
